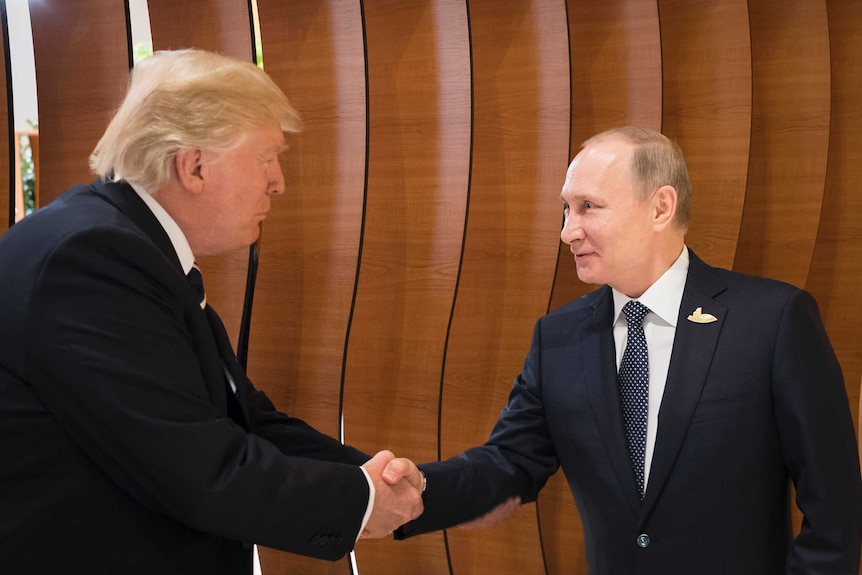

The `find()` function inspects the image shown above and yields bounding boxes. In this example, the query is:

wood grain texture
[440,1,569,574]
[147,0,253,56]
[553,0,663,313]
[342,1,471,572]
[251,1,365,573]
[657,0,752,270]
[733,0,830,288]
[28,0,130,207]
[542,4,663,573]
[807,0,862,438]
[147,0,254,348]
[16,2,862,573]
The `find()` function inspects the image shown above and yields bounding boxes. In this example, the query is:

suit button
[636,533,650,548]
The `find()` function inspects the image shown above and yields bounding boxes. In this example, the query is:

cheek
[583,216,609,243]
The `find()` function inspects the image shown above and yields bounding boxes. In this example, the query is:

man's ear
[652,185,678,230]
[174,149,205,194]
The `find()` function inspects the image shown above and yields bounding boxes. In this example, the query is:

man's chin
[248,225,262,244]
[575,266,602,286]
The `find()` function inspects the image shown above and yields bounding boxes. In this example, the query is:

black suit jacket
[399,251,862,574]
[0,181,370,574]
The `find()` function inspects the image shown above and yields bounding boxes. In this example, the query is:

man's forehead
[566,141,630,183]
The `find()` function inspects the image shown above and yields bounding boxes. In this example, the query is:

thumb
[382,458,410,484]
[362,450,396,476]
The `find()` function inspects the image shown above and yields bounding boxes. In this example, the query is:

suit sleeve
[243,384,369,465]
[397,319,559,538]
[204,305,371,466]
[774,290,862,573]
[24,228,368,560]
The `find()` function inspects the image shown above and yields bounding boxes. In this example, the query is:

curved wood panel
[147,0,254,347]
[541,5,662,573]
[807,0,862,437]
[440,1,569,574]
[657,0,751,269]
[733,0,830,288]
[12,3,862,575]
[28,0,130,206]
[147,0,253,57]
[250,1,366,573]
[1,5,10,234]
[342,1,471,572]
[552,0,662,309]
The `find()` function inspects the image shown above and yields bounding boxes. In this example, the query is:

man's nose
[560,215,582,245]
[268,163,285,196]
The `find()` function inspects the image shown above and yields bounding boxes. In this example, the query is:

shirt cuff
[357,466,375,542]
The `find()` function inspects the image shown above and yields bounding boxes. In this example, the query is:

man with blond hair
[0,50,422,574]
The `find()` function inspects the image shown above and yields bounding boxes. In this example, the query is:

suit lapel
[89,180,182,273]
[89,180,242,423]
[638,253,727,524]
[584,287,642,515]
[205,306,252,428]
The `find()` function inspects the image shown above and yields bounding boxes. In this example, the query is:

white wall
[6,0,37,132]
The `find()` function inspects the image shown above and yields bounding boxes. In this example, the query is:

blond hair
[584,126,692,231]
[90,49,301,191]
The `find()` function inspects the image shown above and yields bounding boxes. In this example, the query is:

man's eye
[584,201,594,210]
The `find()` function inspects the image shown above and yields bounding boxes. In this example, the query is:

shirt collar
[130,185,196,276]
[612,246,689,327]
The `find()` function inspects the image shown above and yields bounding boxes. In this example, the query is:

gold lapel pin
[687,307,718,324]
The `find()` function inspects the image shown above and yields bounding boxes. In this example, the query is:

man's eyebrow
[260,143,290,158]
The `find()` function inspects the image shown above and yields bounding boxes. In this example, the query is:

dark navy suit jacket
[0,181,370,574]
[399,251,862,574]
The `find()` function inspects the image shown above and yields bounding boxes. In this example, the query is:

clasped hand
[360,450,424,538]
[359,450,523,539]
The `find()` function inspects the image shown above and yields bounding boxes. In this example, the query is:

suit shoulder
[690,249,802,300]
[535,287,609,342]
[693,261,819,325]
[710,266,804,304]
[545,286,606,319]
[5,183,154,253]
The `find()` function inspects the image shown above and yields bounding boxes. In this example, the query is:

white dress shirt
[612,246,689,493]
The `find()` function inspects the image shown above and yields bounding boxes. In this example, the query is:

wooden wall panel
[807,0,862,435]
[1,3,9,234]
[148,0,253,56]
[14,2,862,573]
[657,0,752,269]
[734,0,830,288]
[542,5,662,573]
[250,1,365,573]
[553,0,662,309]
[147,0,254,347]
[342,1,471,573]
[28,0,130,207]
[440,1,569,574]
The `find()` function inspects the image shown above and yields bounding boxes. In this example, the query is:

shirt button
[636,533,650,548]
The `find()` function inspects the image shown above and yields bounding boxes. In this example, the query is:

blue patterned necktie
[186,263,207,309]
[619,300,650,499]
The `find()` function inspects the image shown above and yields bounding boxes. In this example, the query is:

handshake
[359,450,424,539]
[359,450,521,539]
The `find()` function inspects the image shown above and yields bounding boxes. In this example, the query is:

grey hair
[583,126,691,231]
